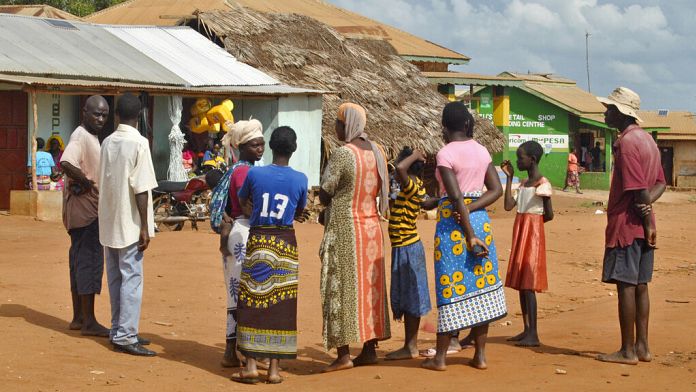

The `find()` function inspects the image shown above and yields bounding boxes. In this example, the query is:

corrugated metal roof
[87,0,470,63]
[0,73,323,96]
[524,82,606,115]
[0,13,279,89]
[104,26,277,86]
[640,111,696,139]
[0,4,80,20]
[422,71,524,87]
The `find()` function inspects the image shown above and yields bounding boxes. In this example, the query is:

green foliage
[0,0,127,17]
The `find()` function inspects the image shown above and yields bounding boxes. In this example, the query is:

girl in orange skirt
[501,140,554,347]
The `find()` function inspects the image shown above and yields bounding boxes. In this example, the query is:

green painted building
[429,72,625,189]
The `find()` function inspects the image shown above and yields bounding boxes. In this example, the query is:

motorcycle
[152,175,211,231]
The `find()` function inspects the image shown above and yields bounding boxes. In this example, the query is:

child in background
[385,147,431,360]
[501,140,554,347]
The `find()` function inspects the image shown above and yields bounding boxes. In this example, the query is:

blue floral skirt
[434,195,507,334]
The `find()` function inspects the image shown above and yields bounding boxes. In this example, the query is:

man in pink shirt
[61,95,110,336]
[596,87,666,365]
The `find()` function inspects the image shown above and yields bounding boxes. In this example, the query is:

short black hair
[36,137,45,150]
[116,93,141,121]
[205,168,224,189]
[269,126,297,156]
[519,140,544,163]
[395,146,424,174]
[442,101,475,137]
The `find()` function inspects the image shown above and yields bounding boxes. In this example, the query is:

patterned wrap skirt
[434,195,507,334]
[237,226,299,359]
[505,213,548,292]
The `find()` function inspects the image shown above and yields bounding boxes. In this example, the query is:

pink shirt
[605,124,665,248]
[436,140,492,195]
[61,126,101,230]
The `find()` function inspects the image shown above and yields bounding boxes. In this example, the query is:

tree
[0,0,127,17]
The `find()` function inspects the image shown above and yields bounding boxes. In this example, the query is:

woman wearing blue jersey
[231,126,309,385]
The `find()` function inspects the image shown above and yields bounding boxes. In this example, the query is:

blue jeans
[106,243,143,346]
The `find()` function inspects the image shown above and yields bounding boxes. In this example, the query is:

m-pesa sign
[508,134,569,153]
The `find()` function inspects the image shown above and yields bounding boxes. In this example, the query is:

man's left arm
[130,142,159,252]
[135,192,150,252]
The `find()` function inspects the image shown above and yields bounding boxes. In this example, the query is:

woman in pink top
[422,102,505,372]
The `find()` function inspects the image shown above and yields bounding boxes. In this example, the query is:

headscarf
[337,103,389,216]
[221,118,263,150]
[45,134,64,152]
[337,102,367,142]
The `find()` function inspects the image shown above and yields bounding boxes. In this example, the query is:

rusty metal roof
[87,0,470,63]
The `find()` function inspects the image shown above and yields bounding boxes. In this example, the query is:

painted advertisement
[508,133,569,153]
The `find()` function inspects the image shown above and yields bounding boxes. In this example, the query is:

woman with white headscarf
[209,119,265,368]
[319,102,391,373]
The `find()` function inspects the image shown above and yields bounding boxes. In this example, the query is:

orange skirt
[505,213,547,292]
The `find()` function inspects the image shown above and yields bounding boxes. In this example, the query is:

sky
[328,0,696,112]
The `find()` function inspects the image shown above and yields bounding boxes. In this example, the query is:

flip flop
[418,347,460,358]
[230,372,260,385]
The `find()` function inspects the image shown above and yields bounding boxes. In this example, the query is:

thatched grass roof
[197,6,503,157]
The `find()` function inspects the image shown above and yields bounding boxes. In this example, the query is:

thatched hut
[196,6,503,160]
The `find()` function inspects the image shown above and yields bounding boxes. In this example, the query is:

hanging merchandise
[189,98,217,134]
[206,99,234,132]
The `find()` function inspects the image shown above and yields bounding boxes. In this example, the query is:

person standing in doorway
[596,87,666,365]
[61,95,110,336]
[99,93,158,356]
[590,141,602,172]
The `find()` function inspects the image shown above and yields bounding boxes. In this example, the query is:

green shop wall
[506,88,569,187]
[474,87,570,186]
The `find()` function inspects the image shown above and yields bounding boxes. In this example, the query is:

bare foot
[385,347,418,360]
[515,336,540,347]
[221,356,241,368]
[230,370,260,384]
[69,319,82,330]
[241,358,276,371]
[322,357,353,373]
[80,322,110,337]
[636,344,652,362]
[506,331,527,342]
[469,358,488,370]
[353,350,378,367]
[596,351,639,365]
[421,357,446,371]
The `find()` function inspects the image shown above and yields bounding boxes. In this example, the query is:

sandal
[266,375,284,384]
[230,372,260,385]
[418,347,460,358]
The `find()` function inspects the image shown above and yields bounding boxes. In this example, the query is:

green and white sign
[508,133,569,153]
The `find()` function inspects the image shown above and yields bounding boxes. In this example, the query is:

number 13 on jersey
[260,192,290,219]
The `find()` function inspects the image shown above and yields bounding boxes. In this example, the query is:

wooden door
[0,90,28,209]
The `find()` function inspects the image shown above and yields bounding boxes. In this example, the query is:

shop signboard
[508,133,569,153]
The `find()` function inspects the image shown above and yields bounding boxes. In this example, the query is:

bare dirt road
[1,191,694,391]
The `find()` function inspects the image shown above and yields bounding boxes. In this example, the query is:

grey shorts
[69,219,104,295]
[602,239,654,285]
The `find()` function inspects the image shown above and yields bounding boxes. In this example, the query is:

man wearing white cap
[596,87,666,365]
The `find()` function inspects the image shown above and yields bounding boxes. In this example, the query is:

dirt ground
[1,190,695,391]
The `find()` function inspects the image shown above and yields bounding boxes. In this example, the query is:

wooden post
[31,89,38,191]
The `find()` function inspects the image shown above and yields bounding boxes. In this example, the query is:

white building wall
[277,95,323,186]
[27,93,79,155]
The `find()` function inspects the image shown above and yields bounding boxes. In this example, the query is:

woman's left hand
[468,237,489,257]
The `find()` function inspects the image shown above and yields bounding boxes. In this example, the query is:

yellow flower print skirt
[434,195,507,334]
